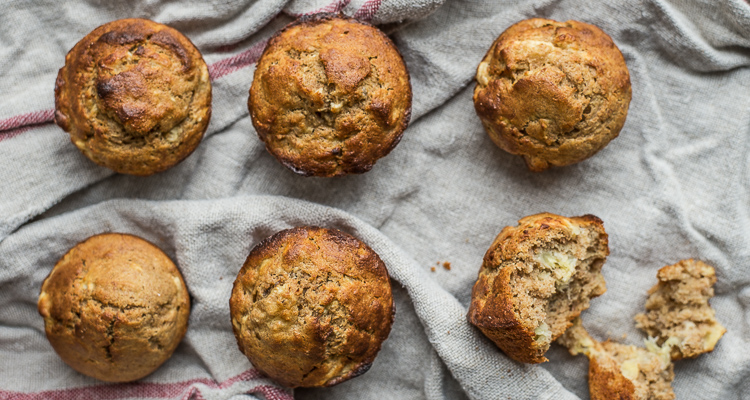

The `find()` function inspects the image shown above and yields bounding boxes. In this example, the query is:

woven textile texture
[1,0,749,399]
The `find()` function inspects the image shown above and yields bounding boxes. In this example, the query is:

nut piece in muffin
[55,18,212,176]
[473,18,631,171]
[38,233,190,382]
[634,259,726,360]
[559,318,675,400]
[467,213,609,363]
[230,226,395,387]
[248,13,412,177]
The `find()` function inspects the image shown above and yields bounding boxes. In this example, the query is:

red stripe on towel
[0,369,293,400]
[353,0,382,21]
[0,109,55,132]
[207,39,268,80]
[286,0,352,17]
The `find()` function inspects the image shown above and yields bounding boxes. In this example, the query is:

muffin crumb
[559,318,675,400]
[634,259,726,360]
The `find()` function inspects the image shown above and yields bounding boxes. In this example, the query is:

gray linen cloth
[1,0,749,399]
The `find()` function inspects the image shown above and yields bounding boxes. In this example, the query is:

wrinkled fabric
[1,1,749,399]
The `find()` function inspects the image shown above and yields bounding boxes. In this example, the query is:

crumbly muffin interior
[603,340,675,400]
[509,224,606,355]
[634,259,726,359]
[559,318,675,400]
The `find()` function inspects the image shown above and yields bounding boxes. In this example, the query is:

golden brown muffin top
[468,213,609,363]
[230,226,394,387]
[481,213,607,265]
[55,18,212,176]
[38,233,190,382]
[248,14,412,177]
[474,18,631,171]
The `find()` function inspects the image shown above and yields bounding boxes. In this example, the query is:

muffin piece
[473,18,631,171]
[230,226,395,387]
[467,213,608,363]
[248,13,412,177]
[55,18,212,176]
[38,233,190,382]
[559,318,675,400]
[634,259,726,360]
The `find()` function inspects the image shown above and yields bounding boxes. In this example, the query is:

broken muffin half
[634,259,726,360]
[467,213,609,363]
[559,318,675,400]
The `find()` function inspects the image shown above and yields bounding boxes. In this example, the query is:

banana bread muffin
[230,226,394,387]
[55,18,212,176]
[473,18,631,171]
[38,233,190,382]
[467,213,609,363]
[559,318,675,400]
[248,13,412,177]
[634,259,726,360]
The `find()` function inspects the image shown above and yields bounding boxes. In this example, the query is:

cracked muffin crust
[54,18,212,176]
[38,233,190,382]
[473,18,631,171]
[467,213,609,363]
[248,13,412,177]
[634,259,726,360]
[230,226,394,387]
